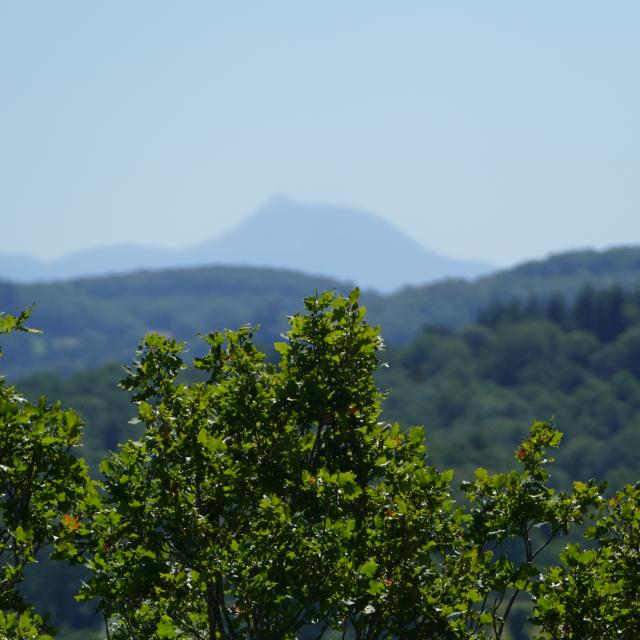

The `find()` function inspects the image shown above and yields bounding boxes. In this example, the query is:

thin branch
[103,613,111,640]
[532,526,560,560]
[496,588,520,640]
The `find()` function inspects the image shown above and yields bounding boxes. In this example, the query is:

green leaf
[358,558,378,579]
[14,526,28,544]
[197,427,227,453]
[156,618,178,638]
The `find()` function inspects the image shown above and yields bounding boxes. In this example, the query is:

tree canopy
[2,292,640,639]
[0,309,93,639]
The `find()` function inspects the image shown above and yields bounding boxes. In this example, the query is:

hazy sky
[2,2,639,266]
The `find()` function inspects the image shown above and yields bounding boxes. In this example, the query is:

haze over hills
[0,197,493,291]
[2,246,640,380]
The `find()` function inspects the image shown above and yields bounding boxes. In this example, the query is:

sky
[1,2,639,267]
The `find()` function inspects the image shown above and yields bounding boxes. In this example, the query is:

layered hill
[2,246,640,380]
[0,197,492,292]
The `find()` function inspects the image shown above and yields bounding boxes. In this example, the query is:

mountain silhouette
[0,197,493,291]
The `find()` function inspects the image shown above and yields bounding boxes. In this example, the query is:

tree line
[5,245,640,382]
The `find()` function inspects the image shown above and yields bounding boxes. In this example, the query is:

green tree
[533,482,640,638]
[4,292,640,638]
[460,422,603,639]
[81,292,473,638]
[0,309,94,639]
[80,291,612,640]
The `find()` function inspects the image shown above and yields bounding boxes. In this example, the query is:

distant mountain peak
[194,198,493,291]
[0,197,494,291]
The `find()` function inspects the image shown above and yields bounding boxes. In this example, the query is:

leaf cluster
[0,310,93,639]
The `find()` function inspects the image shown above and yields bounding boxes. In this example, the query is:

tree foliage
[533,482,640,638]
[0,310,93,639]
[80,291,468,638]
[2,293,640,638]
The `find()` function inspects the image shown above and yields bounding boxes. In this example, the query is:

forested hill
[382,284,640,489]
[18,284,640,492]
[372,246,640,342]
[2,246,640,379]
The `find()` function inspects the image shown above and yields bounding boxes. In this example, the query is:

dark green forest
[382,285,640,489]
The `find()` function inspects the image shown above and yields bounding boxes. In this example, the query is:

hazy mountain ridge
[0,197,493,291]
[190,197,494,290]
[2,246,640,380]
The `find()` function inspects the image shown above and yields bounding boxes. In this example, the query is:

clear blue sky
[2,2,639,266]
